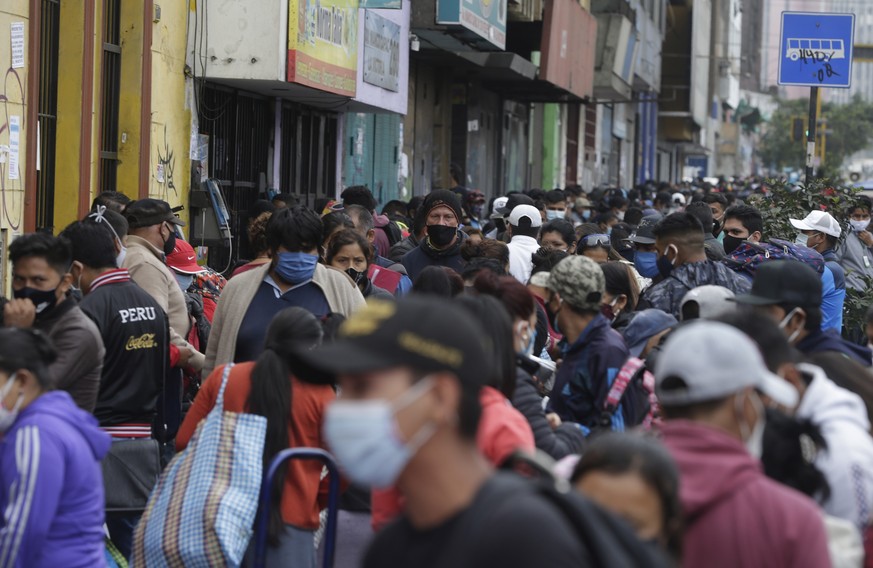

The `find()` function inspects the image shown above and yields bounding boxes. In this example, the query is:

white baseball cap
[655,321,798,408]
[491,196,509,217]
[790,210,841,238]
[508,204,543,228]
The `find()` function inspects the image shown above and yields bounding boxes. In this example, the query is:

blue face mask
[174,273,194,292]
[634,251,659,278]
[581,210,591,221]
[546,210,564,221]
[274,252,318,285]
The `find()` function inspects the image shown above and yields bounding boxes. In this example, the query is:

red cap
[166,239,203,274]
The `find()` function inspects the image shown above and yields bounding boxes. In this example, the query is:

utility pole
[805,87,819,182]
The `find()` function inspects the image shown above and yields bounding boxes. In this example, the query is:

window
[98,0,122,192]
[36,0,60,231]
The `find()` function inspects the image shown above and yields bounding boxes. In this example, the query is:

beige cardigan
[204,262,365,375]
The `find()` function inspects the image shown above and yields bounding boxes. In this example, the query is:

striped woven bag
[131,364,267,567]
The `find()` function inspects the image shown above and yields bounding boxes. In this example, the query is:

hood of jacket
[19,391,111,461]
[796,328,872,366]
[796,363,871,431]
[670,260,750,292]
[661,420,762,521]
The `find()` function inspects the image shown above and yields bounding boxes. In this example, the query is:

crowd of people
[2,178,873,567]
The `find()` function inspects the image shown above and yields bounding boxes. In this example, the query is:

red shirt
[177,362,336,529]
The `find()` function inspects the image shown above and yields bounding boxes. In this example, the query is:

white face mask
[794,233,809,247]
[778,307,803,344]
[0,374,24,433]
[851,219,870,233]
[736,391,766,459]
[616,211,625,222]
[116,245,128,268]
[323,378,437,488]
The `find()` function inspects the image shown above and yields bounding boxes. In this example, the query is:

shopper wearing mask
[733,260,871,366]
[472,272,586,460]
[543,190,568,221]
[838,196,873,292]
[790,210,846,333]
[600,262,640,331]
[204,206,364,375]
[544,256,631,430]
[124,198,204,372]
[719,309,873,534]
[5,233,104,412]
[703,193,728,241]
[0,328,111,568]
[401,190,467,281]
[291,298,590,568]
[721,204,764,255]
[637,213,750,319]
[630,215,662,280]
[655,321,830,568]
[326,229,393,301]
[506,204,543,283]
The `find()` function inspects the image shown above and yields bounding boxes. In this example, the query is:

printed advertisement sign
[361,0,400,7]
[363,11,401,91]
[437,0,506,50]
[288,0,359,97]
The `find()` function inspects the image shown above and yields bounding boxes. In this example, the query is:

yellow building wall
[53,0,91,231]
[147,1,192,226]
[116,0,146,202]
[0,1,30,238]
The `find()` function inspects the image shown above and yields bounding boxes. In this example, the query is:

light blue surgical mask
[795,233,809,247]
[634,250,659,278]
[274,252,318,285]
[546,210,564,221]
[174,273,195,292]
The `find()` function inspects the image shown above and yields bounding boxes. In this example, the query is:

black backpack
[378,221,404,247]
[439,456,669,568]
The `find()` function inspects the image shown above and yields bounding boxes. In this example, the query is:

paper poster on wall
[363,11,401,91]
[11,23,24,69]
[287,0,359,97]
[8,116,20,180]
[361,0,400,7]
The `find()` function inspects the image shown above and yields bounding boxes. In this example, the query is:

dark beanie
[422,190,463,222]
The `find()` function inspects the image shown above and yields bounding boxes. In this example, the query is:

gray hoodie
[836,231,873,290]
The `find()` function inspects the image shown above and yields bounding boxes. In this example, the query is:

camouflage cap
[545,255,605,311]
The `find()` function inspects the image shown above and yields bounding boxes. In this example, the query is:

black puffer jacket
[512,367,586,459]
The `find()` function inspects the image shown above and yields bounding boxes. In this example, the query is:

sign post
[778,12,854,181]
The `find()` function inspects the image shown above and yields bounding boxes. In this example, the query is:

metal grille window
[36,0,60,231]
[280,103,338,209]
[198,84,271,268]
[99,0,122,192]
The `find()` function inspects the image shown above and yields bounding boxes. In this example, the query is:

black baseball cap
[732,260,822,308]
[125,198,185,229]
[629,214,661,245]
[292,296,491,385]
[497,193,535,215]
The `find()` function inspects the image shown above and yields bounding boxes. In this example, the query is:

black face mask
[162,224,177,256]
[723,234,745,255]
[345,267,365,285]
[427,225,457,248]
[13,286,60,318]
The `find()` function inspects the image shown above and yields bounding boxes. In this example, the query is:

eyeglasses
[581,234,611,248]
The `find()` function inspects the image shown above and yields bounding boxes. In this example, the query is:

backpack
[724,238,825,278]
[377,221,404,247]
[596,357,655,431]
[439,462,669,568]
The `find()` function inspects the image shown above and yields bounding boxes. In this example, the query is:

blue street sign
[778,12,854,88]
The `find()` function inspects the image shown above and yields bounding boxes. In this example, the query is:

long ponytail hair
[246,306,323,545]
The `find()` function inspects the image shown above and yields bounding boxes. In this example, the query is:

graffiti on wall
[0,67,24,231]
[156,124,177,199]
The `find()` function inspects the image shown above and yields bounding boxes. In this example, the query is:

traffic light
[792,117,805,142]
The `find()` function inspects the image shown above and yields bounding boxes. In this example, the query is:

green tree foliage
[758,96,873,173]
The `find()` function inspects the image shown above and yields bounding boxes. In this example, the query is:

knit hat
[546,255,605,311]
[422,190,463,222]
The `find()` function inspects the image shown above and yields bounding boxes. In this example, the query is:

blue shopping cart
[252,448,341,568]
